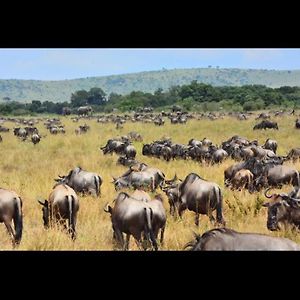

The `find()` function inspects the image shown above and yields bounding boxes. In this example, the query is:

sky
[0,48,299,80]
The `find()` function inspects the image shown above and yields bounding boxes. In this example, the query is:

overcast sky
[0,48,299,80]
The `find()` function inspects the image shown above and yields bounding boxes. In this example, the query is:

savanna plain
[0,114,299,250]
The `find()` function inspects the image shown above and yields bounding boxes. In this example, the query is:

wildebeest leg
[114,229,125,250]
[178,204,186,219]
[4,220,15,245]
[160,226,165,245]
[194,212,200,226]
[125,234,130,250]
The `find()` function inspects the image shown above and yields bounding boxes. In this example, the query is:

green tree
[70,90,89,107]
[87,87,106,105]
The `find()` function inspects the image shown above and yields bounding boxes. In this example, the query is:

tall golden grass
[0,114,300,250]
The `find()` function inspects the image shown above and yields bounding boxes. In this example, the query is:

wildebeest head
[38,199,50,229]
[162,184,181,216]
[112,176,129,191]
[262,188,300,231]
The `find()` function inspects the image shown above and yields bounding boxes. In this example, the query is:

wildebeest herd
[2,109,300,251]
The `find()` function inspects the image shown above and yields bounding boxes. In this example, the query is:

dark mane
[201,227,238,240]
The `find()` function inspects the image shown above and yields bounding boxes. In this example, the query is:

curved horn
[264,188,274,199]
[103,202,111,213]
[37,199,46,206]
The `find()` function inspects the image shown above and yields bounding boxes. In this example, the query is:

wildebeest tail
[13,197,23,244]
[94,176,101,196]
[295,170,300,187]
[144,207,158,250]
[67,195,76,239]
[215,187,225,225]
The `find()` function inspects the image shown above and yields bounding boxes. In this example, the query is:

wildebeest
[285,148,300,162]
[146,194,166,245]
[0,188,23,246]
[113,164,165,192]
[55,167,103,197]
[253,120,279,130]
[0,125,9,132]
[31,133,41,145]
[212,149,228,164]
[38,184,79,240]
[75,124,90,135]
[263,138,278,154]
[103,192,158,250]
[164,173,225,226]
[124,144,136,159]
[230,169,254,191]
[117,156,139,167]
[262,188,300,231]
[295,119,300,129]
[77,106,92,116]
[184,228,300,250]
[254,165,300,190]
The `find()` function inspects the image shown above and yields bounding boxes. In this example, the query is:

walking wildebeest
[262,188,300,231]
[54,167,102,197]
[184,228,300,250]
[0,188,23,246]
[164,173,225,226]
[253,120,279,130]
[38,184,79,240]
[103,192,158,250]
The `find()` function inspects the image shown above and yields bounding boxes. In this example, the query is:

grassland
[0,114,300,250]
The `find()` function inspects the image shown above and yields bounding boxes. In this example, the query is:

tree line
[1,82,300,115]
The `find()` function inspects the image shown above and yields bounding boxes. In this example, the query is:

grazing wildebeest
[262,188,300,231]
[161,146,172,161]
[263,138,278,154]
[38,184,79,240]
[14,127,27,139]
[164,173,225,226]
[117,156,139,167]
[0,188,23,246]
[230,169,254,191]
[295,119,300,129]
[184,228,300,250]
[113,165,165,192]
[256,112,270,120]
[254,165,300,190]
[103,192,158,250]
[55,167,102,197]
[31,133,41,145]
[212,149,228,164]
[124,144,136,159]
[0,126,9,132]
[285,148,300,162]
[253,120,279,130]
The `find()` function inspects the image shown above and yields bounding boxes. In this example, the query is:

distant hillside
[1,68,300,103]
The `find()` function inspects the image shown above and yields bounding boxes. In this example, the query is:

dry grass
[1,114,300,250]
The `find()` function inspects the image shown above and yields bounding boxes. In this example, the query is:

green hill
[1,68,300,103]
